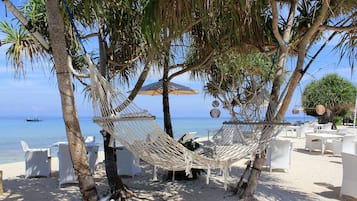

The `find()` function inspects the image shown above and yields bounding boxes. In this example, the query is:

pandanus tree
[200,52,274,121]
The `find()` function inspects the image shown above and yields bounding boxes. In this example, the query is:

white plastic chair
[20,140,50,178]
[341,152,357,199]
[116,147,141,176]
[266,139,293,172]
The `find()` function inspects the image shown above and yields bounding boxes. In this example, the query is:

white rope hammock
[86,56,284,186]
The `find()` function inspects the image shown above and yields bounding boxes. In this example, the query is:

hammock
[87,56,285,187]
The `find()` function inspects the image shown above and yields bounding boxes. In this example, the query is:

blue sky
[0,1,356,119]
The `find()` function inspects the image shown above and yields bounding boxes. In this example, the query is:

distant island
[26,117,42,122]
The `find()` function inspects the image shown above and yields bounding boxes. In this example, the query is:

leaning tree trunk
[46,1,98,200]
[240,1,330,199]
[239,2,295,199]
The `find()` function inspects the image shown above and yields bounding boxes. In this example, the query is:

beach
[0,125,350,201]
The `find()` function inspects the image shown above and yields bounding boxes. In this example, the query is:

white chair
[57,143,99,186]
[266,139,293,172]
[341,152,357,199]
[116,147,141,176]
[305,135,322,152]
[20,140,50,178]
[86,145,99,174]
[58,143,77,186]
[296,126,306,138]
[329,135,356,155]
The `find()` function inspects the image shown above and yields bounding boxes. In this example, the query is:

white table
[316,129,338,134]
[306,133,343,154]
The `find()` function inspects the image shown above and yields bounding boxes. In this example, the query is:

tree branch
[271,0,285,48]
[67,55,90,78]
[168,50,214,81]
[81,32,99,40]
[319,25,357,32]
[108,55,140,70]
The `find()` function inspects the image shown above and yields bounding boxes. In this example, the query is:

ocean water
[0,115,315,164]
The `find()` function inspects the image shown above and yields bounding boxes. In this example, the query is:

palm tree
[142,1,357,200]
[1,0,98,200]
[0,21,47,77]
[45,1,98,199]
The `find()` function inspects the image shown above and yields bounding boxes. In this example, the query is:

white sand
[0,129,350,201]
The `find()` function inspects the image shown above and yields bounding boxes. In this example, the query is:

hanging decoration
[315,104,326,115]
[210,100,221,118]
[292,108,299,114]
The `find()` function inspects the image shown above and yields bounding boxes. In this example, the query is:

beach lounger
[20,140,50,178]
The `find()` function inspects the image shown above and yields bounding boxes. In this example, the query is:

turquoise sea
[0,115,315,164]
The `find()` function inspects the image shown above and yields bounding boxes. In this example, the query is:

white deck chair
[116,147,141,176]
[266,139,293,172]
[20,140,50,178]
[341,152,357,199]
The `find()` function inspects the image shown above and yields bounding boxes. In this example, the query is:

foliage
[202,51,274,120]
[0,21,48,77]
[302,73,357,118]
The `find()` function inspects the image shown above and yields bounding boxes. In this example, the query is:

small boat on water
[26,117,42,122]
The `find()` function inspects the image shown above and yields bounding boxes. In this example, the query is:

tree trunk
[240,2,293,198]
[163,54,173,138]
[240,1,331,199]
[46,1,98,200]
[102,131,127,199]
[98,22,127,199]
